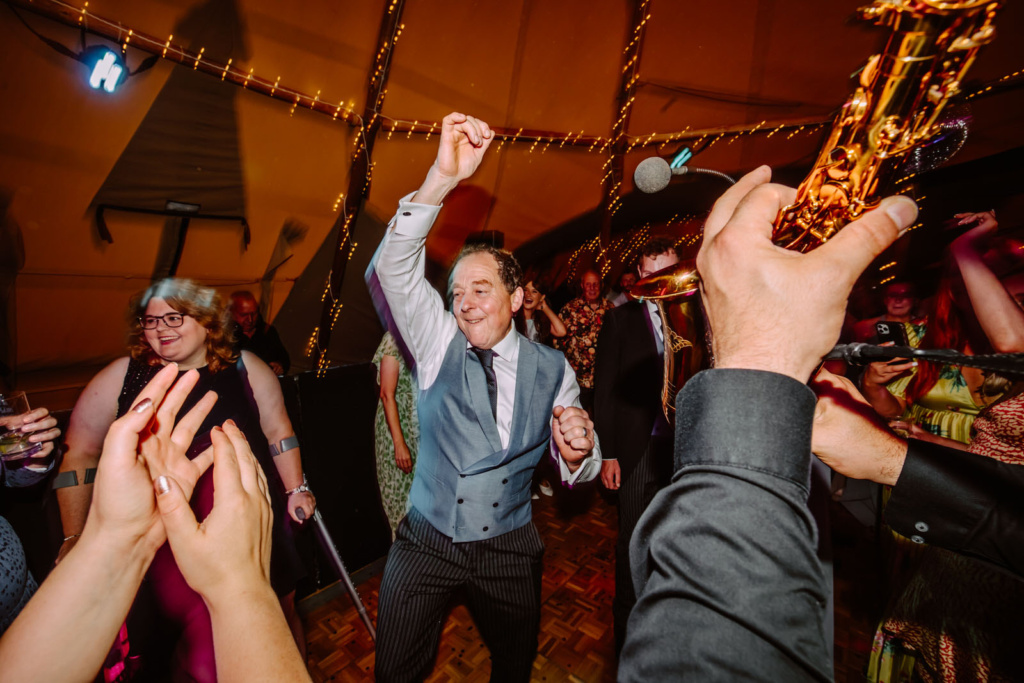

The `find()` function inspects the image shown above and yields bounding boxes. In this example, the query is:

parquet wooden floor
[302,489,617,682]
[301,491,877,682]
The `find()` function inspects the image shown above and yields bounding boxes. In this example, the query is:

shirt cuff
[674,369,816,492]
[552,430,603,487]
[559,452,599,486]
[392,192,443,238]
[886,439,993,548]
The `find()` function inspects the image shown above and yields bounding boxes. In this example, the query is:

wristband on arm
[269,435,300,456]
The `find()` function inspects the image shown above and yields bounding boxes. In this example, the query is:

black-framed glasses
[139,313,186,329]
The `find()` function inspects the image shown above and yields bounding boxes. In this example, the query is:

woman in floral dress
[372,332,419,540]
[863,212,1020,683]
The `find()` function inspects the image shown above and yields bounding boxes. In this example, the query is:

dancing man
[368,112,601,682]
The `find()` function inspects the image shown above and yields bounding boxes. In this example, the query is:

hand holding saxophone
[696,165,918,383]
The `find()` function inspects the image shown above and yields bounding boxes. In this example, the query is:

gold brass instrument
[632,0,1001,417]
[654,297,704,421]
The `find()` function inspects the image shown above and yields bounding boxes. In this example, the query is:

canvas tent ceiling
[1,0,1022,394]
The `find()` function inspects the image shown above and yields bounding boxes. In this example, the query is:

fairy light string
[11,0,1020,370]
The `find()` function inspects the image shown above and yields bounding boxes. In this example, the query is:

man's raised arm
[369,113,494,381]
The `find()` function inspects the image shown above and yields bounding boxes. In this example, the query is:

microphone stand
[826,343,1024,377]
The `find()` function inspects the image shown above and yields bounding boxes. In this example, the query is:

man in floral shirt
[557,269,614,413]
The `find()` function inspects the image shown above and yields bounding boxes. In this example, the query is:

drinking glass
[0,391,44,463]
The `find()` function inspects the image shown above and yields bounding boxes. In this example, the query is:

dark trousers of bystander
[614,434,674,654]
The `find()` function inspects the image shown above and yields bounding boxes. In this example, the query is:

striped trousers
[375,507,545,683]
[614,433,674,654]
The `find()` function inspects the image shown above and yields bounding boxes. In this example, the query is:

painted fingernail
[133,398,153,414]
[156,476,170,495]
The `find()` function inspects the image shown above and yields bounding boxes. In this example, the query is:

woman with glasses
[55,278,312,682]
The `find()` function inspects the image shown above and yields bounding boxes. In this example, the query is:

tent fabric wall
[0,0,1021,397]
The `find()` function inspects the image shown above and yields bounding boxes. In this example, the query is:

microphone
[825,343,1024,377]
[633,157,737,193]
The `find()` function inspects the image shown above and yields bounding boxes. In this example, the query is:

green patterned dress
[372,332,419,540]
[885,323,985,444]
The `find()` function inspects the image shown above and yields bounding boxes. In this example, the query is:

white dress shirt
[373,193,600,485]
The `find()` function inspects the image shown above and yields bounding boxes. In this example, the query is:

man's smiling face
[450,252,523,349]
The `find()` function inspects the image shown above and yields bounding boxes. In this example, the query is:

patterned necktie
[651,305,665,357]
[470,347,498,421]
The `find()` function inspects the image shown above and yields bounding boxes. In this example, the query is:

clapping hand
[85,364,217,557]
[156,420,273,599]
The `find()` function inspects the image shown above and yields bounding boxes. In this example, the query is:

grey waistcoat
[409,329,566,542]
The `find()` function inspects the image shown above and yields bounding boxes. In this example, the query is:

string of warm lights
[22,0,1018,372]
[563,213,705,285]
[310,0,406,376]
[17,0,838,158]
[22,0,1020,161]
[964,66,1024,100]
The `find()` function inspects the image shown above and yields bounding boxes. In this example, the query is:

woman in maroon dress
[56,279,314,681]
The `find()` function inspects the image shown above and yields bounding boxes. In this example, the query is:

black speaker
[282,363,391,594]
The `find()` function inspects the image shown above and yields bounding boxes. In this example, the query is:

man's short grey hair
[448,243,523,302]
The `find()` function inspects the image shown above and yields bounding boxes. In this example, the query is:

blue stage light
[82,46,126,93]
[670,148,692,169]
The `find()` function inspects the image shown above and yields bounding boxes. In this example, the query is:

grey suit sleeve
[620,369,831,683]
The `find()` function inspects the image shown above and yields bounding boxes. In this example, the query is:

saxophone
[774,0,1001,250]
[634,0,1001,419]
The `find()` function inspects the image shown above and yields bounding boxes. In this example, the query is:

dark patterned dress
[0,443,53,634]
[556,297,613,389]
[118,357,303,682]
[874,392,1024,683]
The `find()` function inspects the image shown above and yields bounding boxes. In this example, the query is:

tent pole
[310,0,407,375]
[600,0,651,248]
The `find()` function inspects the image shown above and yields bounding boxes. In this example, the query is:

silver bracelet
[63,533,81,543]
[285,475,310,496]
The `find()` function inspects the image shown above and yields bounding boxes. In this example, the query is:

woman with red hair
[860,273,997,444]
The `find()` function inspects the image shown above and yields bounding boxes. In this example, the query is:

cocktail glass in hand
[0,391,45,466]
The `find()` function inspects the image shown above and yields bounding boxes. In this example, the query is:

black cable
[5,2,155,76]
[5,2,80,61]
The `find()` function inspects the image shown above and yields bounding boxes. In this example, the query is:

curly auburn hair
[127,278,237,372]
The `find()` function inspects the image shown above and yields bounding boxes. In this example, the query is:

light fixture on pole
[80,45,127,93]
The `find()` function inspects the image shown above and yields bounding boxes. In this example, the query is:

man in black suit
[594,235,703,653]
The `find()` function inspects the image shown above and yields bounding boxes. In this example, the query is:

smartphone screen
[875,322,912,364]
[875,321,909,347]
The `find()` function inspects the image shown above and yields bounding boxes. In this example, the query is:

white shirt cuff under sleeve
[557,434,602,486]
